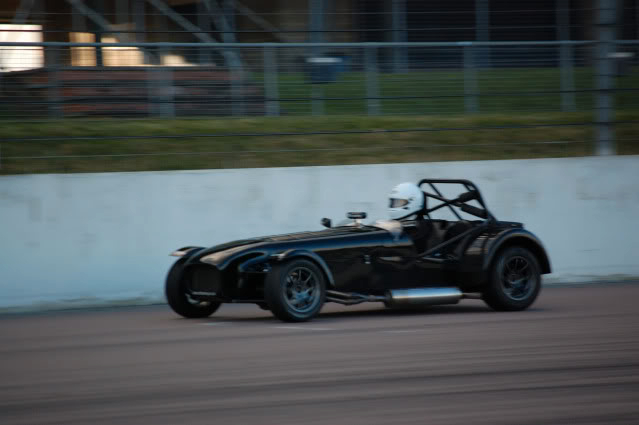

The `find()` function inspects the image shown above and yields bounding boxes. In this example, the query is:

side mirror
[321,218,332,228]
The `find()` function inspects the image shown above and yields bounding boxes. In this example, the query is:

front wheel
[483,246,541,311]
[165,260,221,318]
[264,259,326,322]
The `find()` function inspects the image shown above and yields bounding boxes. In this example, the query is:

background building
[1,0,637,68]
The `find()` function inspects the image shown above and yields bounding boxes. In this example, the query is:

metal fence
[1,40,638,118]
[0,1,637,174]
[0,38,638,173]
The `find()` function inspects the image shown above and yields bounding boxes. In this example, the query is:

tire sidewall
[165,259,221,319]
[265,259,326,322]
[485,246,542,311]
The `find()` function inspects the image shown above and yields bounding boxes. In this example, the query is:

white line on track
[382,329,420,333]
[273,326,334,331]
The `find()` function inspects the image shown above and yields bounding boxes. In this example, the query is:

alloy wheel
[283,266,321,314]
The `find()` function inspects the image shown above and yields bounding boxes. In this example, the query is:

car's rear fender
[272,249,336,288]
[483,229,551,274]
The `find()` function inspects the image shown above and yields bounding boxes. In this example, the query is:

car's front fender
[274,249,336,288]
[170,246,205,259]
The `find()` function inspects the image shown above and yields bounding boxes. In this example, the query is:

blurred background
[2,6,639,424]
[0,0,637,173]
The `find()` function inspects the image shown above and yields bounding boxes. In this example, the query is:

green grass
[2,112,638,174]
[1,66,637,174]
[250,67,639,115]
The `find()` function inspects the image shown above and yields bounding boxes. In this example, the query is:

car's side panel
[188,228,409,295]
[369,235,436,291]
[454,231,493,289]
[269,230,413,293]
[312,232,397,293]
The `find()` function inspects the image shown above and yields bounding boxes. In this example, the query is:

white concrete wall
[1,156,638,310]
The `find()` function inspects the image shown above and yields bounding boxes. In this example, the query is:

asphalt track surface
[1,284,639,425]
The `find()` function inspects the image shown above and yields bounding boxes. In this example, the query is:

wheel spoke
[498,255,538,301]
[509,285,526,298]
[282,266,321,314]
[511,277,526,286]
[504,261,513,273]
[517,261,529,273]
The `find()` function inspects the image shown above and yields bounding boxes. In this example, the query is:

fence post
[47,49,62,118]
[147,66,160,117]
[475,0,490,68]
[309,0,325,116]
[196,0,212,65]
[463,44,478,114]
[595,0,616,155]
[147,67,154,117]
[311,86,324,116]
[161,66,175,118]
[365,46,380,116]
[392,0,408,73]
[133,0,149,64]
[556,0,576,112]
[559,42,576,112]
[229,48,245,116]
[263,46,280,116]
[147,66,174,118]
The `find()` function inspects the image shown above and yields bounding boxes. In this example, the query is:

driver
[388,182,432,253]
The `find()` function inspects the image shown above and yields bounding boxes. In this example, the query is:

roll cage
[416,179,496,258]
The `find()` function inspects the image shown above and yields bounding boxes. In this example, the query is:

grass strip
[1,112,638,174]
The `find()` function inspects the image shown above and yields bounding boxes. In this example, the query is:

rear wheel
[165,260,221,318]
[265,259,326,322]
[483,246,541,311]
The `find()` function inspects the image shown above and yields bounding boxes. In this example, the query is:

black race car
[166,179,551,322]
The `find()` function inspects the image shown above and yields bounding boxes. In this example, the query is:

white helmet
[388,182,424,220]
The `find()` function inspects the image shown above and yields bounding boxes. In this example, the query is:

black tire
[264,259,326,322]
[483,246,542,311]
[165,260,221,319]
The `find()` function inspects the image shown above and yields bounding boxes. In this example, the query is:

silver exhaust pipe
[385,287,463,307]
